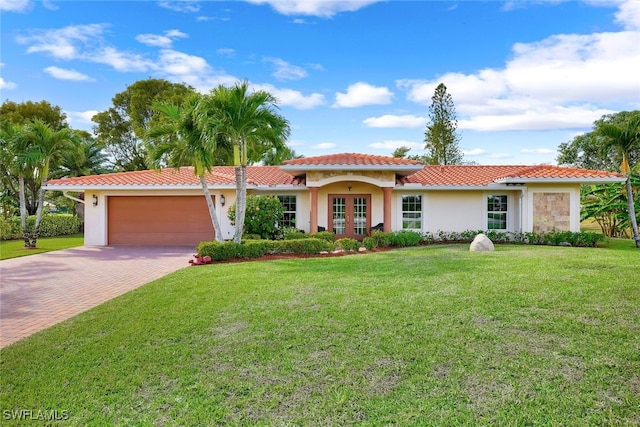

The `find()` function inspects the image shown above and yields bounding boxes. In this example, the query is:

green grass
[0,234,84,260]
[1,244,638,425]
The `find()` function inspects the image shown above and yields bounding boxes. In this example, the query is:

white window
[487,195,507,230]
[402,195,422,231]
[277,195,297,228]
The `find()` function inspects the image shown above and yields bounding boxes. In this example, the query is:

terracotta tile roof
[47,166,304,187]
[46,156,622,189]
[283,152,422,166]
[402,164,622,186]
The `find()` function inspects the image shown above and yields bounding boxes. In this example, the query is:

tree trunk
[233,165,247,244]
[199,175,224,243]
[30,177,48,248]
[625,175,640,248]
[19,175,30,248]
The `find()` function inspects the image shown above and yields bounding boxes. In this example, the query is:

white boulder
[470,233,495,252]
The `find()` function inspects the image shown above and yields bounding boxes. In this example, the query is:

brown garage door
[108,196,215,245]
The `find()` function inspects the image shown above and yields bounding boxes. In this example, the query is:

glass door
[329,194,371,240]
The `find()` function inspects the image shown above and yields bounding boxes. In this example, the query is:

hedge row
[0,214,81,241]
[424,229,604,247]
[196,238,335,262]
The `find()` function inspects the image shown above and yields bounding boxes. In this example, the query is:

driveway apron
[0,246,193,348]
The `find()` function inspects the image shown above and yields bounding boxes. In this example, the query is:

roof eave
[495,177,625,184]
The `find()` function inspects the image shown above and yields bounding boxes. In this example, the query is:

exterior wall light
[220,194,226,207]
[92,194,98,207]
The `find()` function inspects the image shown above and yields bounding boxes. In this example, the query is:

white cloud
[243,0,381,18]
[17,24,108,60]
[313,142,337,149]
[264,57,308,80]
[463,148,486,156]
[0,0,31,12]
[42,0,58,10]
[136,30,187,48]
[615,0,640,30]
[44,66,94,81]
[216,48,235,57]
[65,110,98,130]
[521,148,557,154]
[398,2,640,133]
[253,83,325,110]
[369,140,423,150]
[94,47,154,72]
[0,77,17,90]
[334,82,393,108]
[363,114,426,128]
[157,0,200,13]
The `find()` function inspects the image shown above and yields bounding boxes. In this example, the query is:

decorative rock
[470,233,495,252]
[558,241,572,247]
[358,247,367,252]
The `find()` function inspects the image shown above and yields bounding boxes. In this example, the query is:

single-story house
[45,153,624,246]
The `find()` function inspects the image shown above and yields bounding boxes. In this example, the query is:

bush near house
[0,214,81,241]
[196,238,335,262]
[423,230,604,248]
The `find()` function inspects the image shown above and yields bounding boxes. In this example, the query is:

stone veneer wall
[533,192,570,232]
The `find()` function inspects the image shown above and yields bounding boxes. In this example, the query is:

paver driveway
[0,246,194,348]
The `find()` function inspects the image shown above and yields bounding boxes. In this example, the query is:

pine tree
[424,83,463,165]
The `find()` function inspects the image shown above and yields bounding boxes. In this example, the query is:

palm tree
[23,119,77,247]
[597,116,640,248]
[146,94,225,242]
[198,81,290,243]
[1,121,32,246]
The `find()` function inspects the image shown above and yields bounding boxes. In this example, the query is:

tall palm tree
[23,119,77,247]
[597,116,640,248]
[1,121,32,246]
[146,94,225,242]
[198,81,290,243]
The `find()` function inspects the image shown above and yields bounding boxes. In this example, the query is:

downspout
[63,191,85,204]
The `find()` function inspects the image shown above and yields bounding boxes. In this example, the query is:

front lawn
[0,244,638,425]
[0,234,84,260]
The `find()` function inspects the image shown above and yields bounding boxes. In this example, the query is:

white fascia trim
[495,177,625,184]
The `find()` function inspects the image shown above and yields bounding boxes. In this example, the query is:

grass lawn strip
[0,234,84,260]
[0,244,638,425]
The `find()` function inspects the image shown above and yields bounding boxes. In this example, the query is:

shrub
[369,231,395,248]
[228,195,284,239]
[196,241,241,261]
[0,214,81,241]
[239,240,269,258]
[282,227,306,240]
[311,231,335,242]
[335,238,360,251]
[392,230,422,247]
[362,236,376,250]
[272,238,334,255]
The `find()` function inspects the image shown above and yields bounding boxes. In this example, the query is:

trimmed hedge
[196,238,335,262]
[0,214,81,241]
[335,238,360,252]
[424,229,604,248]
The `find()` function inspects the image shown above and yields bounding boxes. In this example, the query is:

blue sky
[1,0,639,165]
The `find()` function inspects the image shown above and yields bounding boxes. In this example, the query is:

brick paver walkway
[0,246,194,348]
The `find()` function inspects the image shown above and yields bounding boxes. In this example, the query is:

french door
[328,194,371,240]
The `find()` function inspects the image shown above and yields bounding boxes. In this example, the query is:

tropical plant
[146,94,225,242]
[581,178,639,238]
[227,195,284,240]
[198,81,291,243]
[596,116,640,247]
[19,120,77,247]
